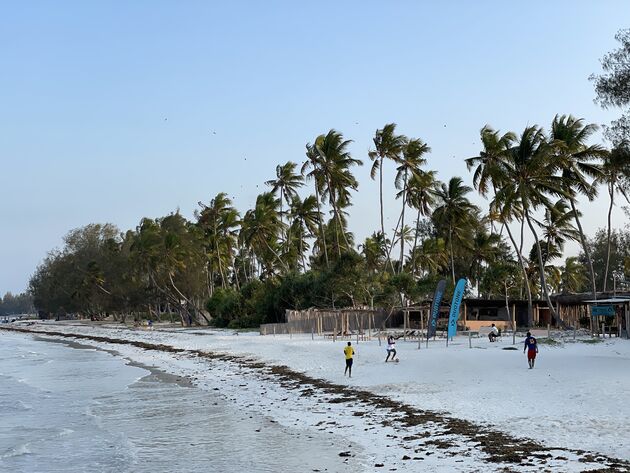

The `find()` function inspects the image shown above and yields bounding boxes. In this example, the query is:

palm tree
[359,232,389,272]
[432,177,479,284]
[598,143,630,290]
[406,170,437,276]
[535,199,579,266]
[302,143,329,268]
[496,126,566,326]
[394,138,431,273]
[369,123,407,269]
[466,126,536,323]
[550,114,605,299]
[240,192,288,275]
[560,257,588,293]
[312,129,362,255]
[468,228,502,295]
[288,195,321,271]
[265,161,304,249]
[196,193,240,292]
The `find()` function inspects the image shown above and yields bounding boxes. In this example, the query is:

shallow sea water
[0,331,359,473]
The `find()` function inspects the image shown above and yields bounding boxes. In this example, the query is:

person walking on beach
[385,335,397,362]
[523,331,538,369]
[344,342,355,377]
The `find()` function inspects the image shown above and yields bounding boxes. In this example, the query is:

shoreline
[2,323,629,472]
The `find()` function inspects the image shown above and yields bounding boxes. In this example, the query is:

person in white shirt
[385,335,397,362]
[488,323,499,342]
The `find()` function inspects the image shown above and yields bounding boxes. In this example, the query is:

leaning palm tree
[598,143,630,290]
[394,138,431,273]
[368,124,407,269]
[496,126,566,326]
[550,114,605,299]
[432,177,480,284]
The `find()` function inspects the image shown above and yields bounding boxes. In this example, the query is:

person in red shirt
[523,331,538,369]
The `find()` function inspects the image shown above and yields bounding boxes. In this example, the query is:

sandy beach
[2,321,629,472]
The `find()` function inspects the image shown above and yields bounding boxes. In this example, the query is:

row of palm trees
[195,116,627,319]
[30,116,629,326]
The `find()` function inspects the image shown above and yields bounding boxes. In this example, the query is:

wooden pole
[469,331,472,349]
[547,323,550,340]
[403,309,407,341]
[512,303,516,345]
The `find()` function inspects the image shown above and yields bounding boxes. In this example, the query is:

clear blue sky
[1,1,628,294]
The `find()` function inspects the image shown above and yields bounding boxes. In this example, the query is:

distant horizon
[2,1,629,294]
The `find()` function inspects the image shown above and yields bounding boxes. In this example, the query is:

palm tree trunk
[262,238,290,272]
[525,211,563,327]
[503,220,533,326]
[411,208,421,277]
[379,157,395,272]
[379,157,385,245]
[568,199,597,302]
[324,174,349,255]
[314,185,329,268]
[603,183,614,292]
[398,170,408,274]
[449,225,455,285]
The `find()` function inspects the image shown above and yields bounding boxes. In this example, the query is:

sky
[1,1,629,294]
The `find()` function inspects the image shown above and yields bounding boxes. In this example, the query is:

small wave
[16,400,32,410]
[58,428,74,437]
[1,443,32,459]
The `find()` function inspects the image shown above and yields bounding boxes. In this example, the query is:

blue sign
[591,305,616,317]
[447,278,467,339]
[427,279,446,340]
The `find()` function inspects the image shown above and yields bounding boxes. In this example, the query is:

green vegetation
[0,292,33,316]
[27,30,630,327]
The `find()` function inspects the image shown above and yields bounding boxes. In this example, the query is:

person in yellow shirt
[344,342,355,377]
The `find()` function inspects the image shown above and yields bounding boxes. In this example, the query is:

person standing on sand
[385,335,397,362]
[523,331,538,369]
[344,342,355,377]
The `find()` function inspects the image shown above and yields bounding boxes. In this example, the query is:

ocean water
[0,331,358,473]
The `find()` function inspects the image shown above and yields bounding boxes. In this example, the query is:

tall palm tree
[313,129,362,255]
[550,114,604,299]
[369,124,407,269]
[265,161,304,248]
[196,193,240,292]
[394,138,431,273]
[496,126,566,326]
[466,126,535,324]
[432,177,479,284]
[302,143,329,268]
[406,170,437,276]
[598,143,630,290]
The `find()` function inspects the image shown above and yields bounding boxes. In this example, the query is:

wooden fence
[259,307,403,336]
